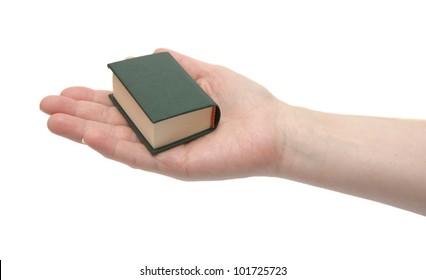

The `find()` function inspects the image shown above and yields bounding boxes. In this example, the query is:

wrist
[274,103,324,181]
[273,101,299,178]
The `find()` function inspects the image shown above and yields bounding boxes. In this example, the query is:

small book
[107,52,220,154]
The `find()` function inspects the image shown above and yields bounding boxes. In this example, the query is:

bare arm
[278,106,426,214]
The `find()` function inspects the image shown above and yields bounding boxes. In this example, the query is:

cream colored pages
[113,75,155,145]
[154,106,212,148]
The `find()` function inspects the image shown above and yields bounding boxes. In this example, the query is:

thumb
[153,48,211,80]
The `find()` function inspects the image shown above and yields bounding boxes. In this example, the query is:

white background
[1,0,425,279]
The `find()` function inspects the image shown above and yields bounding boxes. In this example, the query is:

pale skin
[40,48,426,215]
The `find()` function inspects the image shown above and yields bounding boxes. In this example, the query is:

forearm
[278,103,426,215]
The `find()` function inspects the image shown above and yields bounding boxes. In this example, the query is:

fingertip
[39,95,52,113]
[60,87,113,106]
[154,47,174,54]
[153,48,183,62]
[60,86,95,97]
[40,95,68,115]
[40,87,92,115]
[46,113,83,143]
[46,113,66,135]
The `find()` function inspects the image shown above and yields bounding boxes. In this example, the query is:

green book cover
[107,52,220,154]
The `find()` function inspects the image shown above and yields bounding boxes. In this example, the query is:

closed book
[107,52,220,154]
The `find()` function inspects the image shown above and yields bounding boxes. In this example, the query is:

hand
[40,49,288,180]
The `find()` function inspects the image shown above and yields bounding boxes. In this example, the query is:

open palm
[40,49,285,180]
